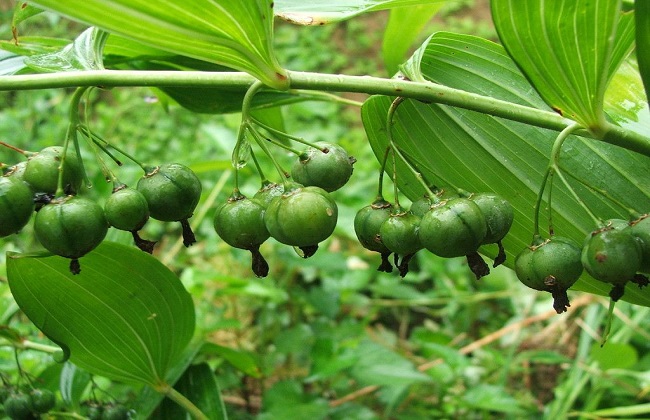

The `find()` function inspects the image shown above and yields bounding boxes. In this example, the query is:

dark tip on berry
[180,219,196,247]
[551,289,571,314]
[493,240,506,267]
[298,244,319,259]
[632,273,649,289]
[466,251,490,280]
[398,253,416,277]
[609,284,626,301]
[70,259,81,275]
[250,245,269,278]
[377,252,393,273]
[131,231,156,254]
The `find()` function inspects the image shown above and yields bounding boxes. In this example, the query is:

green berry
[626,214,650,273]
[470,192,514,244]
[291,142,355,192]
[214,194,269,250]
[419,198,487,258]
[104,186,150,232]
[354,199,393,254]
[3,392,33,420]
[0,176,34,237]
[409,196,435,218]
[23,146,82,194]
[379,210,422,257]
[102,404,130,420]
[29,388,55,413]
[34,195,108,274]
[137,163,202,247]
[515,236,583,313]
[264,186,338,247]
[581,227,643,300]
[582,227,642,285]
[136,163,201,222]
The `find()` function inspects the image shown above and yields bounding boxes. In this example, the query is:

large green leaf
[275,0,445,25]
[30,0,287,89]
[6,242,195,385]
[491,0,633,131]
[637,0,650,105]
[361,32,650,306]
[382,4,444,76]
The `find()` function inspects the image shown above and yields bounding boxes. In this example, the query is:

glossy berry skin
[30,388,56,413]
[264,186,338,247]
[253,182,303,208]
[354,200,392,253]
[409,196,435,218]
[581,227,642,286]
[23,146,82,194]
[3,392,33,420]
[379,211,422,256]
[136,163,201,222]
[34,196,108,260]
[214,195,269,249]
[291,142,355,192]
[419,198,487,258]
[470,193,514,244]
[0,176,34,237]
[105,187,150,232]
[626,214,650,273]
[515,236,583,313]
[515,236,582,287]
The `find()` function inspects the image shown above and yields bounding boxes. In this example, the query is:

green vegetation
[1,1,650,419]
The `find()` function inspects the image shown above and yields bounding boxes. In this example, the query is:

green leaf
[604,59,650,135]
[382,4,444,76]
[260,380,329,420]
[0,36,72,57]
[0,50,26,76]
[159,363,228,420]
[637,0,650,105]
[590,342,638,370]
[25,27,108,72]
[12,1,44,39]
[59,362,92,410]
[201,343,261,378]
[361,32,650,306]
[30,0,287,89]
[491,0,633,130]
[275,0,445,25]
[462,384,528,414]
[350,340,431,387]
[6,241,195,386]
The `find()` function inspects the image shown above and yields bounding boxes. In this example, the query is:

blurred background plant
[1,1,650,418]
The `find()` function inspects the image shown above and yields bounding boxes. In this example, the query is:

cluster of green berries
[354,190,514,278]
[1,146,201,274]
[515,215,650,313]
[84,402,132,420]
[213,142,354,277]
[0,387,56,419]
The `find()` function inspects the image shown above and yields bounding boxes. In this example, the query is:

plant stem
[2,70,649,157]
[57,86,89,197]
[155,382,208,420]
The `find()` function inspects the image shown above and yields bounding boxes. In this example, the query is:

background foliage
[1,1,650,419]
